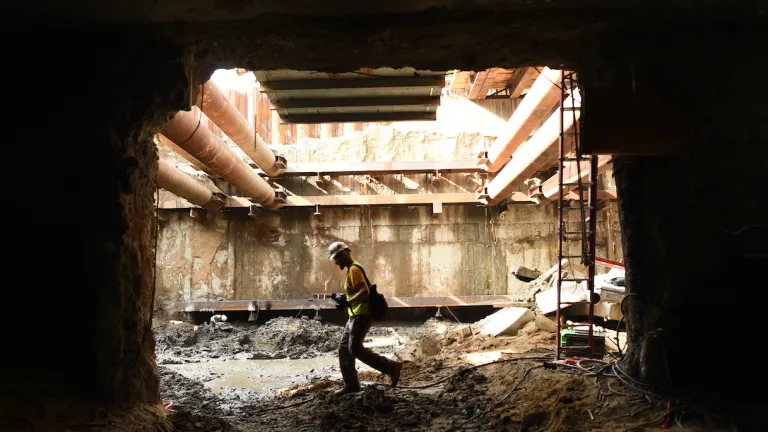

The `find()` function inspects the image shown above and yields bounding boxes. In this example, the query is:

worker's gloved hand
[330,293,349,309]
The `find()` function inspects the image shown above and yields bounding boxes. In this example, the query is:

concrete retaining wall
[155,202,622,306]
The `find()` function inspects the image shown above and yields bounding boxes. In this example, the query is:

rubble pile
[155,316,345,364]
[255,316,344,358]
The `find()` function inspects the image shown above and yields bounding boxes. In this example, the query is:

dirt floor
[155,316,733,431]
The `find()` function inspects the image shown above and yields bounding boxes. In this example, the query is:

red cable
[661,400,671,429]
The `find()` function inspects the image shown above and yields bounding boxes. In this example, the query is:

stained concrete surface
[155,203,622,306]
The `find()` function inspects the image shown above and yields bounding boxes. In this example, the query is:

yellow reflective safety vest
[344,262,371,317]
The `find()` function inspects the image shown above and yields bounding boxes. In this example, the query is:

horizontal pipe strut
[162,110,279,209]
[157,159,223,211]
[196,81,283,177]
[484,67,563,172]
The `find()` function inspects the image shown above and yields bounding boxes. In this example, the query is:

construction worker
[328,241,402,395]
[210,314,228,327]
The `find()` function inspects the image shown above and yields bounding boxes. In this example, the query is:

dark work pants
[338,314,396,389]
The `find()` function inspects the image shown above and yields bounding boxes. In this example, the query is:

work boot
[334,386,360,396]
[390,362,402,388]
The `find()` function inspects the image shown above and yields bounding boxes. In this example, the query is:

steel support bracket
[274,154,288,170]
[477,150,489,165]
[274,190,288,203]
[248,205,263,222]
[208,193,227,211]
[475,186,490,201]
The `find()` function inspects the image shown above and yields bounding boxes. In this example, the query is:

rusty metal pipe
[483,90,580,205]
[485,67,563,172]
[157,159,223,211]
[196,81,283,177]
[162,110,278,209]
[157,134,221,178]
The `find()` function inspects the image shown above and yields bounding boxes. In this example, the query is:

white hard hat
[221,314,228,322]
[328,241,350,261]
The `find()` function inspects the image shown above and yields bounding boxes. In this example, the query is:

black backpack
[350,263,389,321]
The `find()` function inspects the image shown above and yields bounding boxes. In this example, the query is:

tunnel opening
[4,4,768,431]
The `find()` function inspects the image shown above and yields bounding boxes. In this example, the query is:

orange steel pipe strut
[157,134,220,178]
[482,89,581,205]
[157,159,223,211]
[162,110,279,209]
[196,80,283,177]
[484,67,563,172]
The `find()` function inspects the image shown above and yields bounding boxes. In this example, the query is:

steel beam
[508,67,541,99]
[596,256,625,270]
[171,295,532,312]
[537,155,612,201]
[468,70,491,100]
[250,160,485,176]
[259,76,445,92]
[278,112,437,124]
[159,192,548,210]
[270,96,440,110]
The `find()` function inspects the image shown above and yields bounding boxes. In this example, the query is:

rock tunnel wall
[4,32,187,428]
[155,202,622,305]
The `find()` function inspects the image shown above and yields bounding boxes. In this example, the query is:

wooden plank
[260,76,445,91]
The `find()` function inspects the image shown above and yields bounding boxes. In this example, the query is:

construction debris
[475,307,535,337]
[509,264,542,282]
[516,259,568,302]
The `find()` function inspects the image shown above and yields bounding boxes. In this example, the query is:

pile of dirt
[255,316,344,358]
[169,410,234,432]
[249,385,447,431]
[159,368,230,417]
[155,317,345,364]
[160,368,238,431]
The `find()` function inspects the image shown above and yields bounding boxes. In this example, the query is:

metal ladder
[555,71,598,360]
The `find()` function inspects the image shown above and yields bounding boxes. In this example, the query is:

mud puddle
[167,357,339,395]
